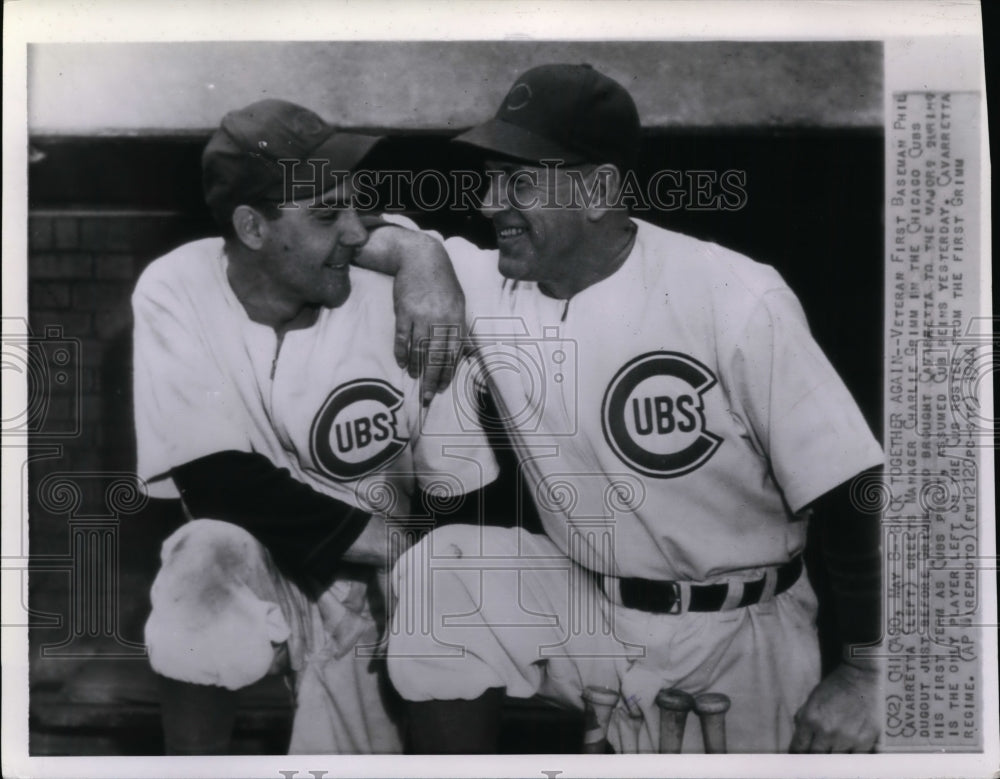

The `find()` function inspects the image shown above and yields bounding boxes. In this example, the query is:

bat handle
[581,685,619,753]
[619,696,645,754]
[694,692,732,754]
[655,688,695,753]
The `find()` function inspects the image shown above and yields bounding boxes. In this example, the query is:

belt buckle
[662,581,682,614]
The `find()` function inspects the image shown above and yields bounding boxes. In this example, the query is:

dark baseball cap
[202,99,380,221]
[454,63,640,172]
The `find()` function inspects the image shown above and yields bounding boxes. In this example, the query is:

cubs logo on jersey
[601,351,722,478]
[310,379,409,482]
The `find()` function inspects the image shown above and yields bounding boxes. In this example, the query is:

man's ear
[584,164,622,222]
[231,205,268,250]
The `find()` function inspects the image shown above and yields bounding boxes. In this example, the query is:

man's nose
[338,208,368,246]
[479,175,510,220]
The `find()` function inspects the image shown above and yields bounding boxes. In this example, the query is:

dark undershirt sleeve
[810,465,883,648]
[170,450,371,598]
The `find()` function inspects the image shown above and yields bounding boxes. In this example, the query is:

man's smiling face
[260,180,368,311]
[480,160,592,288]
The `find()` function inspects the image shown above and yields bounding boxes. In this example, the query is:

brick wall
[28,211,215,472]
[27,211,212,685]
[28,211,210,466]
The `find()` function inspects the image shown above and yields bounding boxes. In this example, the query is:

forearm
[339,513,390,567]
[357,224,462,305]
[811,465,883,661]
[355,223,443,275]
[791,469,884,752]
[354,219,466,394]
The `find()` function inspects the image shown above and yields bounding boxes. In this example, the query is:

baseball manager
[376,64,884,753]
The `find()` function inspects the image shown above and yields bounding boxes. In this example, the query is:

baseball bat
[693,692,732,754]
[654,687,695,753]
[580,685,619,753]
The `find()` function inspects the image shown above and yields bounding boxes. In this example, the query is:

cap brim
[453,118,585,164]
[282,132,381,203]
[312,131,382,173]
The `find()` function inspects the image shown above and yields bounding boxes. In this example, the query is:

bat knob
[693,692,731,754]
[655,687,694,754]
[693,692,731,715]
[582,685,620,707]
[655,688,695,712]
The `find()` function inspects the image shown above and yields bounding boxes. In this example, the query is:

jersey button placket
[267,330,295,450]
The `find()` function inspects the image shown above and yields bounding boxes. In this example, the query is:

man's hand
[392,238,465,404]
[355,224,466,403]
[340,514,391,569]
[789,656,882,753]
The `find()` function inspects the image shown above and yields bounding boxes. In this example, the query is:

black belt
[610,557,803,614]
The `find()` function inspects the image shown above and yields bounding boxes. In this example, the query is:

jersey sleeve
[728,287,883,513]
[408,359,499,499]
[132,269,250,499]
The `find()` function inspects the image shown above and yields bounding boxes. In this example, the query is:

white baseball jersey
[386,215,883,581]
[133,237,497,513]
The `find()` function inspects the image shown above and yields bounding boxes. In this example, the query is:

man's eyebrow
[310,184,352,209]
[486,160,530,174]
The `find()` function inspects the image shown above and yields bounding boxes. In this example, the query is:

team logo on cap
[601,352,722,478]
[310,379,409,482]
[505,83,532,111]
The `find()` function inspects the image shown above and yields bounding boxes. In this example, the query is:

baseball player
[372,64,884,753]
[135,99,496,754]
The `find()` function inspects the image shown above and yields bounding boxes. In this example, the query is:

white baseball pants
[386,524,821,753]
[145,518,403,754]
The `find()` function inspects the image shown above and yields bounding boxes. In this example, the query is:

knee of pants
[390,523,527,612]
[389,523,506,656]
[146,519,291,690]
[387,524,571,701]
[388,526,485,700]
[391,523,478,594]
[156,518,262,582]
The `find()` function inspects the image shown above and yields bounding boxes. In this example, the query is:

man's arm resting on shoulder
[170,451,388,598]
[357,222,465,401]
[790,465,883,753]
